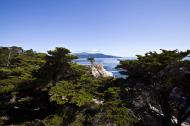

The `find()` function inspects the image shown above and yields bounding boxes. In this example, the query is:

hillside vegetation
[0,46,190,126]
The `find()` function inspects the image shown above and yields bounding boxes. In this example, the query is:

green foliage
[105,87,120,97]
[69,113,85,126]
[0,46,138,126]
[89,107,137,126]
[0,48,45,95]
[37,47,77,84]
[118,49,190,85]
[43,114,63,126]
[49,80,93,107]
[118,50,190,94]
[117,49,190,125]
[0,83,15,94]
[0,77,32,94]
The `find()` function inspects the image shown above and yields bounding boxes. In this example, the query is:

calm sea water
[75,57,136,78]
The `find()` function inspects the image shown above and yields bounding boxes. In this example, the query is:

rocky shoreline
[87,64,113,78]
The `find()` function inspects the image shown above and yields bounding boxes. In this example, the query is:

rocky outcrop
[92,98,104,104]
[168,86,190,126]
[133,85,190,126]
[181,112,190,126]
[88,64,113,78]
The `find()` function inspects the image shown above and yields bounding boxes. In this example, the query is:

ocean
[75,57,136,78]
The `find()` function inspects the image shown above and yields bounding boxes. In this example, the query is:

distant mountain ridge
[73,52,121,58]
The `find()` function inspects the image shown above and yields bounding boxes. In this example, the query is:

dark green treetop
[87,57,95,64]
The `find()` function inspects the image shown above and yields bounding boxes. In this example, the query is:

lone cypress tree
[87,57,95,65]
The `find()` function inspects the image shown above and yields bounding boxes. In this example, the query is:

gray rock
[182,116,190,126]
[88,64,113,78]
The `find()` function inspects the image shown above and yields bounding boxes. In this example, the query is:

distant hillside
[74,52,121,58]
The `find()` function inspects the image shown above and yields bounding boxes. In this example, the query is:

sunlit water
[74,57,136,78]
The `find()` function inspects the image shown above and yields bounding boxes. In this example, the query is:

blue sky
[0,0,190,56]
